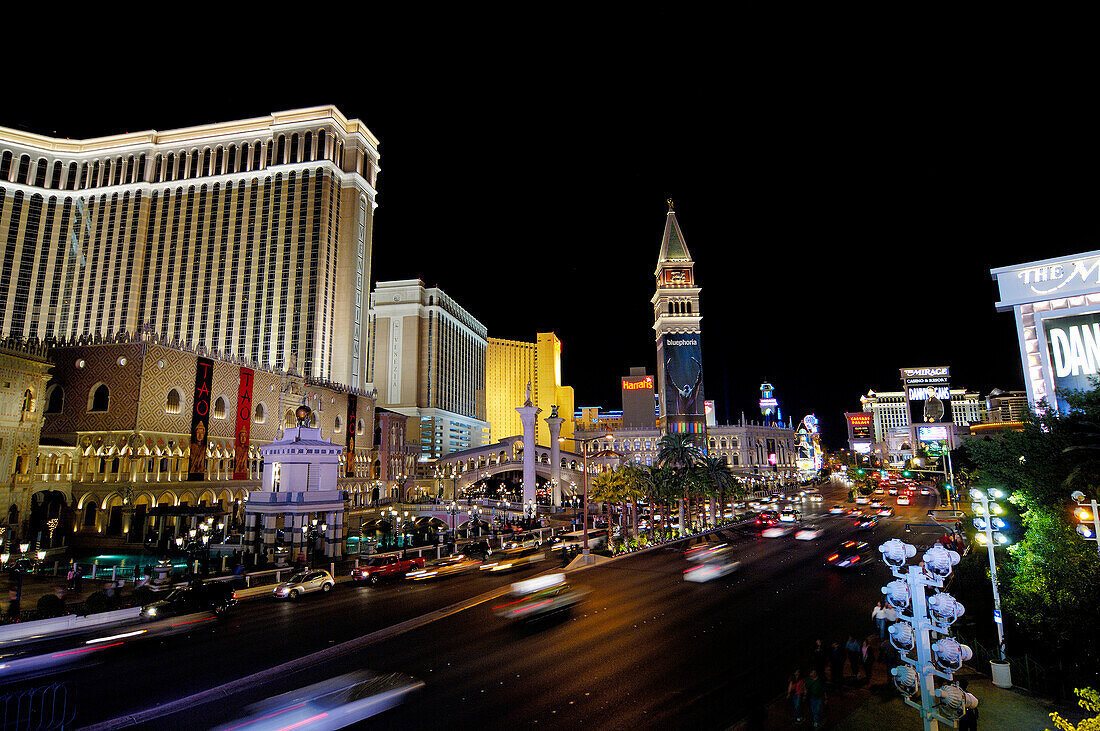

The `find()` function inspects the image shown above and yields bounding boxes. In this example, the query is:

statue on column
[524,381,533,407]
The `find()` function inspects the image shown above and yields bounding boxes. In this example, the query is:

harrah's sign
[622,376,654,391]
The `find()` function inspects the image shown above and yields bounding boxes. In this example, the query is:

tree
[1048,687,1100,731]
[657,433,703,536]
[698,455,739,527]
[961,385,1100,677]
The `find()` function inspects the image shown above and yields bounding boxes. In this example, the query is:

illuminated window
[166,389,182,414]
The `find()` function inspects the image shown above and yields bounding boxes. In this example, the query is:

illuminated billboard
[901,366,952,424]
[661,333,705,434]
[1043,311,1100,411]
[621,373,656,428]
[846,412,873,440]
[917,425,949,442]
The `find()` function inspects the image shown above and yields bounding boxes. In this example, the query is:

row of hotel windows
[44,383,367,435]
[0,129,373,191]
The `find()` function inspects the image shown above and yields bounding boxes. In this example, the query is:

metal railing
[957,631,1069,700]
[0,682,75,731]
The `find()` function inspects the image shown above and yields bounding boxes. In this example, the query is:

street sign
[994,609,1002,625]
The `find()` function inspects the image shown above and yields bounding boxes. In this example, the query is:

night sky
[5,15,1099,448]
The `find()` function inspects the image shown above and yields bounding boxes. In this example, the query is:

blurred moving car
[351,555,426,585]
[762,525,793,538]
[795,524,824,541]
[273,569,335,599]
[779,507,800,523]
[855,495,870,505]
[492,573,587,620]
[877,506,895,518]
[462,540,493,559]
[500,534,542,554]
[212,670,424,731]
[404,554,481,581]
[896,494,911,506]
[826,540,872,569]
[140,582,237,620]
[829,505,846,515]
[854,515,880,530]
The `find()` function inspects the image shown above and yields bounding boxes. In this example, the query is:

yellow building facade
[486,332,574,448]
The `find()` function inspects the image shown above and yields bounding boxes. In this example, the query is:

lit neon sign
[622,377,654,391]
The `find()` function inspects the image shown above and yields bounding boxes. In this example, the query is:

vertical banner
[345,394,357,477]
[233,367,254,480]
[189,357,214,481]
[662,333,706,436]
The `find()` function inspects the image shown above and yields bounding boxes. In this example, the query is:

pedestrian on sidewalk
[883,602,898,630]
[958,679,979,730]
[829,642,845,689]
[861,637,875,683]
[66,566,76,591]
[872,601,888,639]
[846,635,862,680]
[787,668,806,723]
[806,668,827,729]
[7,588,19,619]
[811,638,828,681]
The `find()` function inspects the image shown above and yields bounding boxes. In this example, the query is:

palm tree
[657,433,703,535]
[699,455,739,527]
[617,462,649,539]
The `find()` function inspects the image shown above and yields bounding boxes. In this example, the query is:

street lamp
[562,432,613,559]
[1071,490,1100,554]
[970,487,1011,684]
[447,501,460,549]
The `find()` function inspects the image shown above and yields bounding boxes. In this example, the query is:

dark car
[754,510,781,529]
[462,540,493,559]
[139,582,237,621]
[826,540,873,569]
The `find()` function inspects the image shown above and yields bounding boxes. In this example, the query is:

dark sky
[5,13,1099,448]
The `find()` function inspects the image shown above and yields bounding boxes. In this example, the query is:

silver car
[273,569,335,600]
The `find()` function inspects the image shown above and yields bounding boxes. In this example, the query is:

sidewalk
[733,637,1082,730]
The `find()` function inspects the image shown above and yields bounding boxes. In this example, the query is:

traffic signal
[1071,492,1100,543]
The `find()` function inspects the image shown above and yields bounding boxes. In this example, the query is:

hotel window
[88,384,110,413]
[166,388,182,414]
[254,402,265,423]
[0,151,10,180]
[213,397,226,419]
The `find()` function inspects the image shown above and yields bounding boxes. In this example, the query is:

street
[10,482,944,729]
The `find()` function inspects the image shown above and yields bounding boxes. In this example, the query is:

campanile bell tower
[652,200,705,437]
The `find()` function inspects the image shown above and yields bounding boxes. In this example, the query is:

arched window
[276,135,286,165]
[66,162,78,190]
[254,402,265,423]
[317,129,327,161]
[88,384,110,412]
[334,415,342,432]
[0,151,11,181]
[21,388,33,418]
[289,134,299,163]
[34,158,48,187]
[50,161,62,189]
[45,384,64,414]
[214,147,223,175]
[285,409,295,428]
[201,148,211,177]
[226,145,236,174]
[303,131,313,162]
[18,155,32,184]
[164,154,174,182]
[166,388,182,414]
[213,397,226,419]
[252,143,262,171]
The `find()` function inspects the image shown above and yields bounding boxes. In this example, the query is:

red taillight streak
[513,599,552,615]
[827,554,839,561]
[851,556,861,562]
[275,712,329,731]
[52,641,124,658]
[171,616,216,627]
[683,565,704,574]
[492,596,529,610]
[220,703,309,731]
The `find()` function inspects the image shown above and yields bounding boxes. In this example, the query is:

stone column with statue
[516,383,541,507]
[545,406,563,507]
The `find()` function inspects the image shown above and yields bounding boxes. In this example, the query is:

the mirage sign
[1044,312,1100,410]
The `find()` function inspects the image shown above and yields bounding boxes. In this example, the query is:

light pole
[447,501,460,549]
[1071,490,1100,555]
[562,432,613,558]
[969,487,1012,685]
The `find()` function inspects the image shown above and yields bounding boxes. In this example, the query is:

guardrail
[0,682,75,731]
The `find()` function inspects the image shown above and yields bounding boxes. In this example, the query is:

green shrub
[83,591,110,615]
[36,594,66,616]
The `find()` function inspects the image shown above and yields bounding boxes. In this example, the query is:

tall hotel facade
[367,280,490,458]
[486,332,575,448]
[0,106,379,387]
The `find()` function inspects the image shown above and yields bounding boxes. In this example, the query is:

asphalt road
[29,480,944,730]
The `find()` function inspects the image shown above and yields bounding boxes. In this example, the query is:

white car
[919,488,930,496]
[828,505,845,515]
[779,508,799,523]
[855,495,870,505]
[809,493,824,503]
[762,525,793,538]
[273,569,335,600]
[896,495,911,506]
[870,499,884,508]
[795,525,824,541]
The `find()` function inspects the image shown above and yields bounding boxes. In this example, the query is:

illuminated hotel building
[366,280,490,458]
[0,105,379,387]
[486,332,575,448]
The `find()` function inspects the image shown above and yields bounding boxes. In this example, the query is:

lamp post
[969,488,1011,684]
[447,501,460,550]
[1071,490,1100,555]
[562,432,613,558]
[470,506,482,538]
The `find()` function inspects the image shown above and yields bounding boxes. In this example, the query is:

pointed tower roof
[658,199,692,263]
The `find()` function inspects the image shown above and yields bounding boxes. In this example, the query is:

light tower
[759,381,780,425]
[652,200,705,441]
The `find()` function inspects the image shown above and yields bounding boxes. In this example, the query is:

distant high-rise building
[0,105,379,387]
[486,332,575,447]
[366,279,490,457]
[621,366,656,429]
[652,201,705,437]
